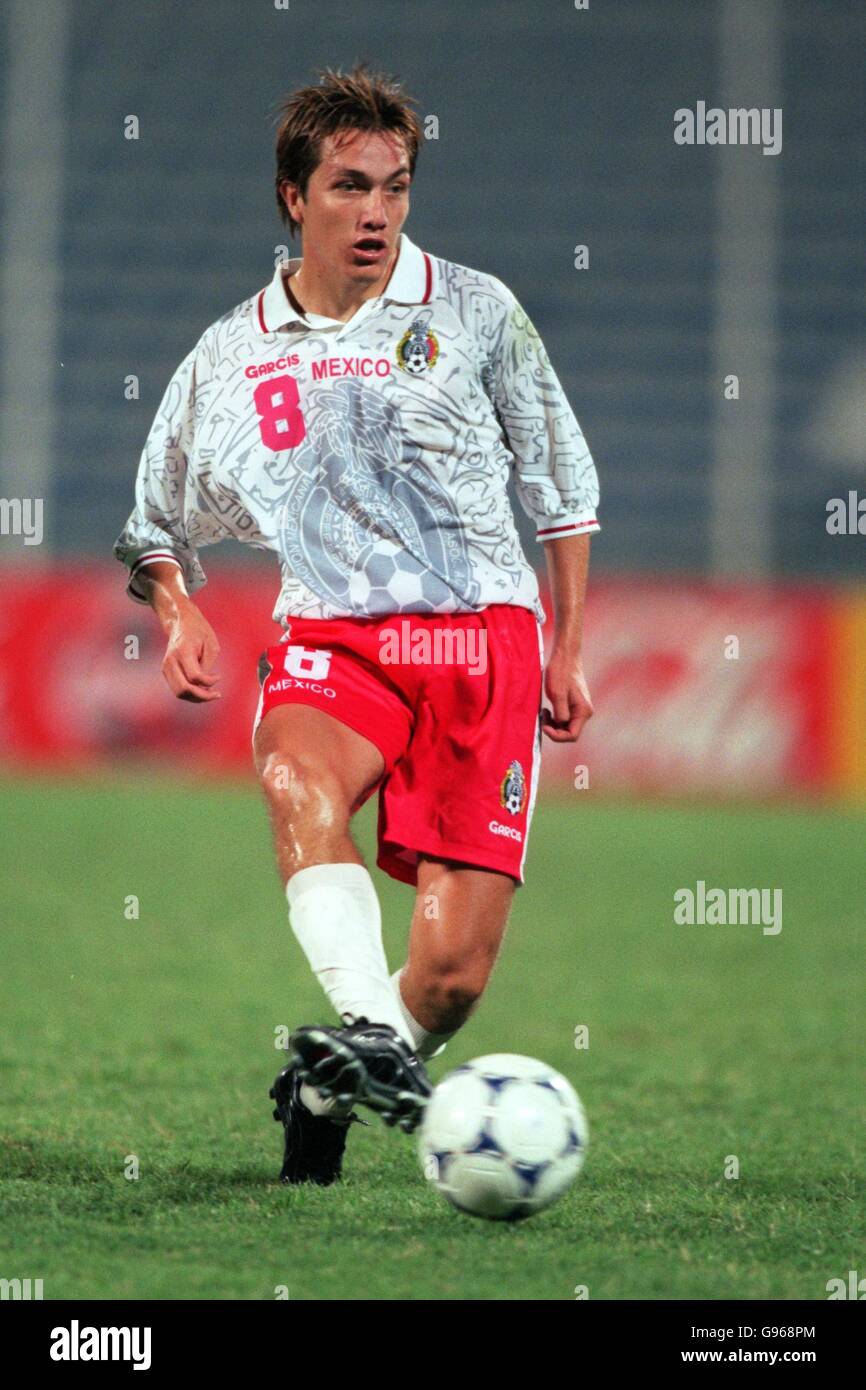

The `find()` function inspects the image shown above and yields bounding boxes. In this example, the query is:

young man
[114,64,599,1185]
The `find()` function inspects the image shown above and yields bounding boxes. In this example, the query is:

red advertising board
[542,578,837,796]
[0,567,269,771]
[0,565,859,799]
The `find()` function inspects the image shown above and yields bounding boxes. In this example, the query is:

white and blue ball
[418,1053,588,1221]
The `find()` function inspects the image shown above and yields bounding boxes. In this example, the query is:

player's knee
[423,962,486,1024]
[259,749,349,831]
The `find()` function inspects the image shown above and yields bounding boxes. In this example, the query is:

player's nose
[359,192,388,227]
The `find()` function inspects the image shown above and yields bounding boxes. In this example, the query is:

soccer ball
[417,1054,588,1221]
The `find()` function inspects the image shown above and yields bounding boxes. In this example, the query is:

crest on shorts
[396,317,439,376]
[500,760,527,816]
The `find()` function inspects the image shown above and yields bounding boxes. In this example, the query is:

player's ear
[280,180,301,220]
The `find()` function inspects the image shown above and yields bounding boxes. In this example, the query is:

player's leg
[392,859,516,1059]
[258,708,433,1137]
[308,858,515,1133]
[255,702,414,1043]
[295,862,514,1136]
[376,605,542,1083]
[256,704,398,1180]
[254,701,383,879]
[255,636,432,1163]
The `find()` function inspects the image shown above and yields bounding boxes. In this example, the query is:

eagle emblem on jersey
[500,760,527,816]
[396,317,439,376]
[276,377,479,617]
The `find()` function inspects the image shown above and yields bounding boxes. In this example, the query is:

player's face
[286,129,411,284]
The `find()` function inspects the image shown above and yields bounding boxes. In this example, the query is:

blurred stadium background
[0,0,863,1301]
[0,0,863,794]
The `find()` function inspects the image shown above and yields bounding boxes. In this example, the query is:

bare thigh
[254,704,386,883]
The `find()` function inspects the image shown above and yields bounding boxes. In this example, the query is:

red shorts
[252,605,544,886]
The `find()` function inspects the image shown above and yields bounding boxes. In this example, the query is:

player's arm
[487,281,600,744]
[113,347,221,703]
[135,559,220,704]
[540,532,592,743]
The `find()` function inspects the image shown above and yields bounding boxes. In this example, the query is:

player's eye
[336,180,407,192]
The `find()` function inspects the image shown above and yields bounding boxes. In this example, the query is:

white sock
[390,967,456,1061]
[286,862,414,1046]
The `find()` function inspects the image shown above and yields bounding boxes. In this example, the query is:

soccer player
[114,64,599,1185]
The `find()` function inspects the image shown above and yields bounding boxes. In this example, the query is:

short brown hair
[273,62,423,237]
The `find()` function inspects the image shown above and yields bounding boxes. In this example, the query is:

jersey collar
[255,232,435,335]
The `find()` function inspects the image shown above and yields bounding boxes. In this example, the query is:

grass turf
[0,771,862,1300]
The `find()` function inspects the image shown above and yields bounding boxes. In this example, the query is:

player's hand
[541,646,593,743]
[161,603,221,703]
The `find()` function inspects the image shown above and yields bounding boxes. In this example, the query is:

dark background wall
[2,0,862,579]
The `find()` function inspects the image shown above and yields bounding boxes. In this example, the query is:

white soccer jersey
[114,233,600,626]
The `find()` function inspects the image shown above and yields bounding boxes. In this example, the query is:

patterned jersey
[114,232,600,626]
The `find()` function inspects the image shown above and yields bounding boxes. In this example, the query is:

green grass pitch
[0,771,862,1300]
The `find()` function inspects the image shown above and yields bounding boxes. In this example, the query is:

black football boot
[269,1058,367,1185]
[290,1016,433,1134]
